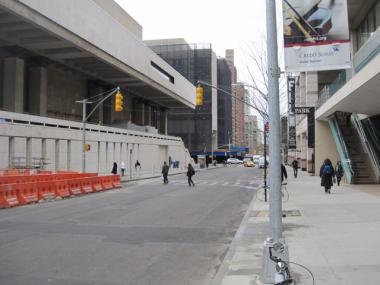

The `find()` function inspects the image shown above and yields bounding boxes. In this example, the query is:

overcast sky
[114,0,269,82]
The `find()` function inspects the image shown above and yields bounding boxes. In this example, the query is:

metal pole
[261,0,290,283]
[82,100,87,173]
[267,0,282,241]
[264,130,267,202]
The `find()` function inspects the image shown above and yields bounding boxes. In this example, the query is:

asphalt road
[0,166,262,285]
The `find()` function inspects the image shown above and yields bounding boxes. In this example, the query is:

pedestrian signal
[115,91,123,112]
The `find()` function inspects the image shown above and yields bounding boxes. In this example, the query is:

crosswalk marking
[167,179,259,189]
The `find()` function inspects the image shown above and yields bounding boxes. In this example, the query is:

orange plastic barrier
[112,175,122,188]
[68,179,82,196]
[0,184,19,208]
[37,170,53,174]
[56,171,78,174]
[79,178,94,194]
[90,176,104,192]
[14,183,38,205]
[101,176,114,190]
[37,181,56,200]
[4,169,20,176]
[54,180,71,198]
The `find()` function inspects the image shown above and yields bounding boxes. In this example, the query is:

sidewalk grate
[250,209,301,217]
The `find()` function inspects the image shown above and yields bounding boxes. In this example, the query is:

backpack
[323,164,332,175]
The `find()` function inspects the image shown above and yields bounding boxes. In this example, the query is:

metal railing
[317,70,346,108]
[351,114,380,182]
[328,116,354,183]
[354,28,380,73]
[317,28,380,109]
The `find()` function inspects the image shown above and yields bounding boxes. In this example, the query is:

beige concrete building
[244,115,260,154]
[297,0,380,184]
[288,72,318,172]
[233,83,246,146]
[0,0,195,172]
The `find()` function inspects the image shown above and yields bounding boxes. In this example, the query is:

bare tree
[240,38,289,122]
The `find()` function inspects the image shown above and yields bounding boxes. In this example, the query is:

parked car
[244,160,254,167]
[226,158,243,164]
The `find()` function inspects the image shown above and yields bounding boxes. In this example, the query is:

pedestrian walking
[120,161,126,176]
[335,161,344,186]
[161,161,169,184]
[291,159,299,178]
[187,163,195,187]
[281,163,288,182]
[111,162,117,175]
[319,158,335,194]
[135,160,141,170]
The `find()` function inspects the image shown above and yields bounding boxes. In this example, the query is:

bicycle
[256,182,289,203]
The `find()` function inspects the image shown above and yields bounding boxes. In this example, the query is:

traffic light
[84,143,91,152]
[115,91,123,112]
[196,84,203,106]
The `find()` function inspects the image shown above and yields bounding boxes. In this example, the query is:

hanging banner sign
[287,77,296,114]
[282,0,351,72]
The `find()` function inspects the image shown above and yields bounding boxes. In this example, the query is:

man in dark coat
[162,161,169,184]
[186,163,195,187]
[291,159,299,178]
[281,163,288,182]
[320,158,335,194]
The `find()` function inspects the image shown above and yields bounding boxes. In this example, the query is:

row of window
[357,0,380,49]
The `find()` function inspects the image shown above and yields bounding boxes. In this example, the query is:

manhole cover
[250,209,301,217]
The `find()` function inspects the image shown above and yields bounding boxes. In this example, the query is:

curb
[211,185,260,285]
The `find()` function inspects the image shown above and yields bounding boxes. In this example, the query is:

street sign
[288,126,296,149]
[294,107,314,114]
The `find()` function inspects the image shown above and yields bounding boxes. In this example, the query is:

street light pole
[76,87,120,173]
[266,0,282,242]
[81,99,88,173]
[261,0,290,283]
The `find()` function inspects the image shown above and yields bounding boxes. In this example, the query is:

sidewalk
[215,168,380,285]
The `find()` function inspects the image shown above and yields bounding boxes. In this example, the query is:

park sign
[282,0,351,72]
[294,106,313,114]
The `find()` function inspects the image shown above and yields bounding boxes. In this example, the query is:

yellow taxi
[244,159,254,167]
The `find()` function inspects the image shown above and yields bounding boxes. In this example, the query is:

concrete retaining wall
[0,111,191,173]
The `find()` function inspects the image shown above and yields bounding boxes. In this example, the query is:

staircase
[336,113,377,184]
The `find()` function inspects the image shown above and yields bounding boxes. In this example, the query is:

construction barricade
[54,180,71,198]
[101,176,114,190]
[79,178,94,194]
[90,176,104,192]
[37,181,56,201]
[112,175,122,188]
[14,182,38,205]
[0,184,19,208]
[67,179,82,196]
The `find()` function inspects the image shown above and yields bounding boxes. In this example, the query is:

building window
[357,0,380,49]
